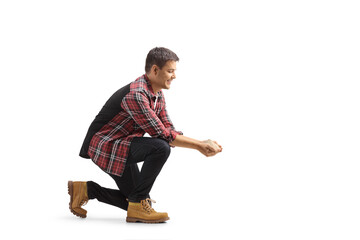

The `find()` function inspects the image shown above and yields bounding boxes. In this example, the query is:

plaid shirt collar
[144,74,163,99]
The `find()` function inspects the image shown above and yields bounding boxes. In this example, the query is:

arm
[159,97,223,156]
[158,100,183,135]
[121,91,180,142]
[122,90,222,157]
[170,134,223,157]
[158,101,174,129]
[157,100,219,155]
[170,134,200,149]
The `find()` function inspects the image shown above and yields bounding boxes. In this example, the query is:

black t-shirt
[79,83,131,158]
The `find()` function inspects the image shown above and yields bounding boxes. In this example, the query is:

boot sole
[68,181,86,218]
[126,217,170,223]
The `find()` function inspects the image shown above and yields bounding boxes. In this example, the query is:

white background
[1,0,359,239]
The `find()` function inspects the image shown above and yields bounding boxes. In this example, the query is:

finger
[207,146,216,153]
[214,141,222,149]
[206,149,214,155]
[206,149,217,157]
[206,151,215,157]
[208,147,220,154]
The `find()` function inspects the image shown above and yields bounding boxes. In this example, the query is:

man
[68,47,222,223]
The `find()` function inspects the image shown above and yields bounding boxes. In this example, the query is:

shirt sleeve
[121,90,181,143]
[158,101,183,136]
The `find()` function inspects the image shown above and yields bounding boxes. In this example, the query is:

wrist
[194,140,203,150]
[172,134,203,150]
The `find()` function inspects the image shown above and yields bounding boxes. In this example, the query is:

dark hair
[145,47,179,73]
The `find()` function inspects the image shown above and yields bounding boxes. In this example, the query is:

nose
[172,72,176,79]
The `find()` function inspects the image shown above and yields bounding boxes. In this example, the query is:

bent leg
[126,137,171,202]
[87,181,128,210]
[87,161,148,210]
[86,163,142,211]
[108,163,140,197]
[86,137,169,209]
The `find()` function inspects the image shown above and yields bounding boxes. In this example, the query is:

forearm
[170,134,201,150]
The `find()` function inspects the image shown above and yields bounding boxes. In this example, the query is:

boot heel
[126,217,139,223]
[68,181,73,196]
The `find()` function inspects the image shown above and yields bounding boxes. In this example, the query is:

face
[152,60,177,91]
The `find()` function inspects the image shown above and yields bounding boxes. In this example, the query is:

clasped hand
[198,139,223,157]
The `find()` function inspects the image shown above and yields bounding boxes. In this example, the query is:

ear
[151,65,159,75]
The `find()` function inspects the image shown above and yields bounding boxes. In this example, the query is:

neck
[146,74,160,95]
[151,85,161,95]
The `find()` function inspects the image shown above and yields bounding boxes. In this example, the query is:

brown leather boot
[126,198,169,223]
[68,181,88,218]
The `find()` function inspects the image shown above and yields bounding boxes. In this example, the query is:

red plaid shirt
[87,74,182,176]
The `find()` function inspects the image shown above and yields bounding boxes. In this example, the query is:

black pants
[87,137,171,211]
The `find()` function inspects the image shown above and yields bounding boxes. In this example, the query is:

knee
[156,139,171,159]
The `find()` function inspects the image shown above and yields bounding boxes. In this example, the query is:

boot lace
[141,198,156,213]
[80,199,88,206]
